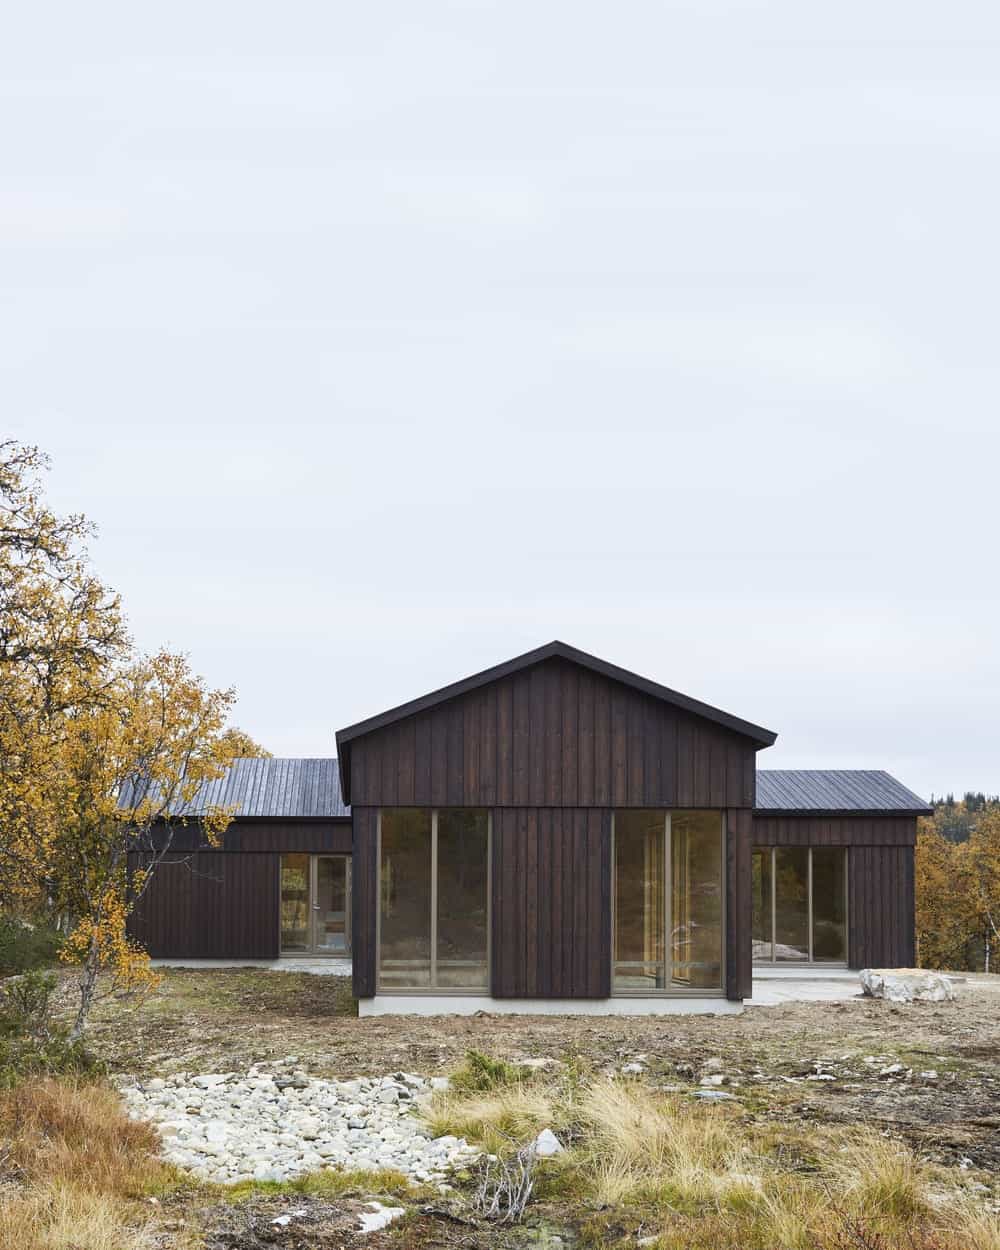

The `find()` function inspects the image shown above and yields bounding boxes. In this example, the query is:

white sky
[5,3,999,800]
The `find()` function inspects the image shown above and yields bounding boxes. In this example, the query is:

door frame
[280,853,352,957]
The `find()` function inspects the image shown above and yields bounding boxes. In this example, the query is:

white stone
[533,1129,563,1157]
[860,969,956,1004]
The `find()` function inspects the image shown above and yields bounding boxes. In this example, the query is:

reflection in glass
[379,809,432,987]
[315,856,349,954]
[280,854,310,953]
[613,812,666,990]
[811,848,847,962]
[436,810,489,988]
[751,849,772,961]
[671,811,723,988]
[774,848,810,961]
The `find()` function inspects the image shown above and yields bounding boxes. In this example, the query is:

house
[129,641,930,1013]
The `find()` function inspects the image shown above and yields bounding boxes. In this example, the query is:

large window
[613,811,724,993]
[379,808,489,991]
[752,846,847,964]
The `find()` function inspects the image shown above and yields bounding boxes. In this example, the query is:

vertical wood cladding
[848,845,916,969]
[351,808,378,999]
[726,809,753,1000]
[127,853,279,959]
[491,808,610,998]
[349,658,756,810]
[751,814,917,971]
[750,814,917,847]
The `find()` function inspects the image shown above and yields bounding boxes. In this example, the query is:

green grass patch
[216,1167,415,1203]
[449,1049,524,1094]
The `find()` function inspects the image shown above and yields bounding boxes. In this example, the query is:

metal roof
[125,757,350,819]
[755,770,930,814]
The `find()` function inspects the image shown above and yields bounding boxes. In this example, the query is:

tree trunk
[985,934,991,976]
[69,935,100,1041]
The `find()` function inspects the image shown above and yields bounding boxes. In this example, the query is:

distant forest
[926,792,1000,843]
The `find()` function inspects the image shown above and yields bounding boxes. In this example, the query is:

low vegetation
[427,1061,1000,1249]
[0,1077,176,1250]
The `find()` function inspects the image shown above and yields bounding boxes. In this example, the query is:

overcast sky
[4,3,999,799]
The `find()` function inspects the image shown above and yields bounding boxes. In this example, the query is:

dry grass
[0,1079,175,1250]
[427,1072,1000,1250]
[424,1083,557,1155]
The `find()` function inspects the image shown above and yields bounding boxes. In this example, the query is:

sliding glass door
[280,854,351,955]
[378,808,490,992]
[613,811,724,993]
[752,847,847,964]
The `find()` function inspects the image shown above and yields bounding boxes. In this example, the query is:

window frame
[751,845,849,965]
[376,807,492,994]
[611,809,726,998]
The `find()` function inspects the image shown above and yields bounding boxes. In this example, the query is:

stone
[860,969,956,1004]
[621,1063,645,1076]
[533,1128,564,1157]
[691,1089,736,1102]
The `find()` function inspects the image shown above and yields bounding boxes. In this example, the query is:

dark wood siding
[236,821,352,854]
[145,819,352,855]
[751,814,917,847]
[751,813,917,971]
[848,845,916,969]
[351,807,378,999]
[350,658,756,811]
[128,853,280,959]
[491,808,610,998]
[726,809,753,1000]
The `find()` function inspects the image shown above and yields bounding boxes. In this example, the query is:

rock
[860,969,956,1003]
[701,1057,725,1074]
[699,1074,726,1087]
[621,1063,645,1076]
[691,1089,736,1102]
[533,1128,564,1157]
[879,1063,905,1077]
[517,1057,557,1072]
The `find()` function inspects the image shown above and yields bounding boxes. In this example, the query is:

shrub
[0,914,62,974]
[0,969,102,1087]
[449,1050,523,1094]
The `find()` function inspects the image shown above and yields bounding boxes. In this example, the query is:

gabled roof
[336,641,777,800]
[121,757,350,819]
[755,769,931,814]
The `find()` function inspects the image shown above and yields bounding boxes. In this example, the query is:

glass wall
[775,848,810,961]
[671,812,723,988]
[379,808,489,991]
[613,811,667,989]
[751,849,772,961]
[613,811,723,994]
[811,848,847,962]
[753,846,848,964]
[436,810,490,987]
[379,809,433,987]
[280,854,310,953]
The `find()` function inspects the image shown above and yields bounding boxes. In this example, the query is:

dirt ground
[52,969,1000,1248]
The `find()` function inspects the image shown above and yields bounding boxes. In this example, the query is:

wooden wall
[750,813,917,970]
[726,809,753,1000]
[751,814,917,847]
[348,658,756,811]
[128,852,280,959]
[145,819,352,855]
[491,808,610,998]
[351,808,378,998]
[848,845,916,969]
[352,804,749,1001]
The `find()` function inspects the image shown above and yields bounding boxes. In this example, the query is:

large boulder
[860,968,955,1003]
